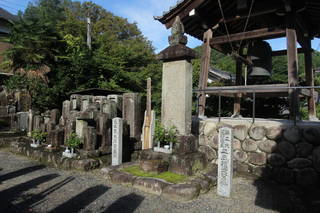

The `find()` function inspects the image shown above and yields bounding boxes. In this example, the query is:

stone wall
[198,118,320,186]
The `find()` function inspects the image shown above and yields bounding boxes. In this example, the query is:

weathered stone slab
[140,160,169,174]
[50,109,60,125]
[122,93,142,142]
[107,95,123,113]
[17,112,28,132]
[48,128,64,148]
[133,177,169,195]
[175,135,198,154]
[161,60,192,135]
[83,126,97,151]
[108,170,136,186]
[62,100,71,118]
[112,118,123,166]
[162,184,200,202]
[168,152,206,176]
[217,127,233,197]
[101,100,117,118]
[70,94,81,110]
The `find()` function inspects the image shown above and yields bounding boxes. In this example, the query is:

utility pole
[87,16,92,50]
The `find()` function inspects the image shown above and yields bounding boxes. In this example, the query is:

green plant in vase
[30,129,48,147]
[63,133,82,158]
[154,121,177,153]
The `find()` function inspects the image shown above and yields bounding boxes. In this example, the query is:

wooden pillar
[286,16,299,120]
[233,59,242,116]
[304,38,317,120]
[198,29,213,117]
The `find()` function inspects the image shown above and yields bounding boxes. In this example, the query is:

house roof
[0,7,17,23]
[155,0,320,53]
[208,67,235,81]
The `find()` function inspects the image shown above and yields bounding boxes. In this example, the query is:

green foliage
[122,165,187,183]
[154,121,178,144]
[31,130,48,141]
[2,0,161,112]
[65,133,82,149]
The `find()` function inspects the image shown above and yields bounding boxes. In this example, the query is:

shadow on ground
[49,185,109,213]
[0,165,46,183]
[103,193,144,213]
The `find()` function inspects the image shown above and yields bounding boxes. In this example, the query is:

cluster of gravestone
[0,86,31,132]
[23,92,142,159]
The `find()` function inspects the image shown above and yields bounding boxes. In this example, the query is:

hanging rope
[238,0,255,54]
[217,0,234,53]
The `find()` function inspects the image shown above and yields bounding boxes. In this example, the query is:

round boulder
[303,127,320,145]
[198,145,217,161]
[203,122,216,137]
[267,153,286,167]
[296,168,319,186]
[258,140,277,153]
[283,127,301,144]
[313,147,320,172]
[296,142,313,158]
[272,167,294,184]
[277,141,296,160]
[248,152,267,166]
[287,158,312,169]
[266,126,282,140]
[242,139,258,152]
[233,125,248,141]
[249,126,266,141]
[233,149,248,162]
[233,139,242,150]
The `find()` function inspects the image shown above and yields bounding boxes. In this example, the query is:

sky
[1,0,320,53]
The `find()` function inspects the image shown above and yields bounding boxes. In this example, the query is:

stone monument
[157,16,195,135]
[217,127,233,197]
[112,117,123,166]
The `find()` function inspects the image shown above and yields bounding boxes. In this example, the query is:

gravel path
[0,150,294,213]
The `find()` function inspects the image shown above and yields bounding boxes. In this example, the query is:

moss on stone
[122,165,187,183]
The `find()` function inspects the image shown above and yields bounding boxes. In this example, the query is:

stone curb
[101,167,216,202]
[2,140,100,171]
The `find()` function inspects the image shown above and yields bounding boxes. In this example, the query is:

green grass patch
[121,165,187,184]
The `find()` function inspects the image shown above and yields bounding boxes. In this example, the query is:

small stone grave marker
[112,117,123,166]
[217,127,233,197]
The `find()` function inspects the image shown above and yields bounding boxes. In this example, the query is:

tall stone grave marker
[157,16,195,135]
[217,127,233,197]
[112,117,123,166]
[122,93,141,142]
[17,112,29,131]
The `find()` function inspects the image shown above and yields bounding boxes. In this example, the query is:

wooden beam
[211,28,286,45]
[271,48,306,57]
[304,38,317,120]
[198,29,212,117]
[286,13,299,120]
